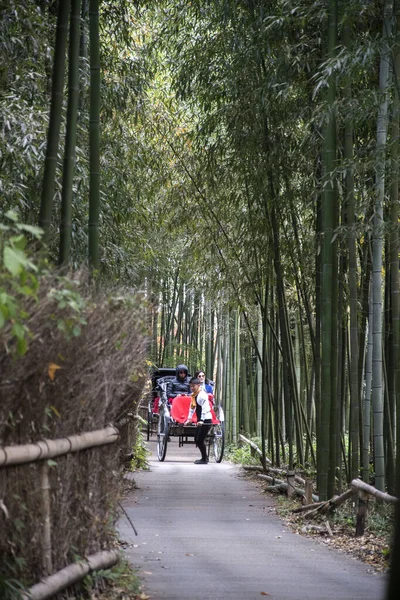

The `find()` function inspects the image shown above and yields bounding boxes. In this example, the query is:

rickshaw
[146,367,179,441]
[155,378,225,463]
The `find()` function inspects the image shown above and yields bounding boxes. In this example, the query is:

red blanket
[170,394,219,424]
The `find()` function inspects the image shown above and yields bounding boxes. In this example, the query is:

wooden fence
[1,425,121,600]
[239,434,398,538]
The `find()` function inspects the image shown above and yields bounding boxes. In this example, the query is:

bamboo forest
[1,1,400,599]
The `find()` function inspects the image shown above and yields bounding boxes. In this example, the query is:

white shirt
[188,389,212,421]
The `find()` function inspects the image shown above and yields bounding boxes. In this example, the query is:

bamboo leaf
[16,223,44,238]
[3,246,28,276]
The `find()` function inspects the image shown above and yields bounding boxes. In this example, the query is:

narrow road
[120,439,386,600]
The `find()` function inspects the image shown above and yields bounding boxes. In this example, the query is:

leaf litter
[241,468,392,573]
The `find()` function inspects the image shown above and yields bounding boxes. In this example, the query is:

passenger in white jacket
[184,377,212,464]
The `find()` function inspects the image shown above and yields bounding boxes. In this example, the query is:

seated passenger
[195,370,214,394]
[166,364,191,399]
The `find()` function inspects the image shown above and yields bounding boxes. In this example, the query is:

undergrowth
[78,559,147,600]
[131,428,150,471]
[225,441,262,465]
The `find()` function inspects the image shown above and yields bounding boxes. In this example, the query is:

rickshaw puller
[184,377,212,464]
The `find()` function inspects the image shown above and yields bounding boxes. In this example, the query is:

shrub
[0,221,148,591]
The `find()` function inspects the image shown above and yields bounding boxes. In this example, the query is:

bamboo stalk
[22,550,119,600]
[351,478,398,504]
[244,464,306,487]
[88,0,101,268]
[41,463,52,575]
[257,473,285,485]
[292,501,326,514]
[59,0,82,266]
[238,434,272,464]
[259,476,319,502]
[371,0,393,493]
[301,524,329,534]
[0,425,119,467]
[241,465,264,471]
[304,488,353,519]
[38,0,71,239]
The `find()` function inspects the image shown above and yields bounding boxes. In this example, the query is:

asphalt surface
[119,438,387,600]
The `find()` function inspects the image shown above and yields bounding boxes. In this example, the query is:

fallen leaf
[260,593,270,596]
[48,363,62,381]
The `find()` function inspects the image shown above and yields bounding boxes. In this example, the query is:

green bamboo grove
[145,0,400,503]
[3,1,400,505]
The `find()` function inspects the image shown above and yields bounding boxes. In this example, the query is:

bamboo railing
[1,425,121,599]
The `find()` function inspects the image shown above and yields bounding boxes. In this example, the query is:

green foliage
[0,559,26,600]
[365,503,395,539]
[274,495,299,518]
[80,558,142,598]
[0,576,24,600]
[131,427,150,470]
[225,441,262,465]
[47,279,87,338]
[328,500,394,542]
[0,212,43,354]
[0,214,90,353]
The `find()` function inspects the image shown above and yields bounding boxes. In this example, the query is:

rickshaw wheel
[157,416,169,461]
[213,423,225,463]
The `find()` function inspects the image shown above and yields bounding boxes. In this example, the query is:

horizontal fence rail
[21,550,120,600]
[0,425,119,467]
[1,423,122,595]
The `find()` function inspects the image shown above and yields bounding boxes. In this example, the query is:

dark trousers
[196,419,212,460]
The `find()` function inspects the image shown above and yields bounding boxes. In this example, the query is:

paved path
[119,439,387,600]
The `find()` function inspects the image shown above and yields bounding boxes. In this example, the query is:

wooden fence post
[287,471,296,497]
[304,478,313,505]
[41,462,53,575]
[355,490,369,537]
